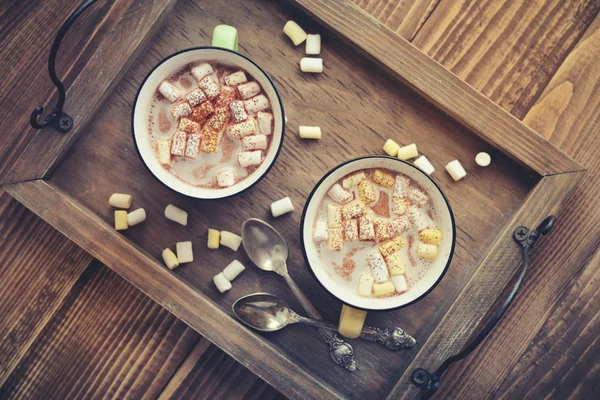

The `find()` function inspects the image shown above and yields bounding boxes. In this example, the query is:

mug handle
[212,25,238,51]
[338,304,368,339]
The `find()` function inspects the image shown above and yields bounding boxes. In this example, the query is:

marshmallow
[228,119,257,140]
[359,213,375,241]
[386,252,406,276]
[328,183,353,204]
[397,144,418,160]
[244,94,270,113]
[379,236,405,257]
[408,188,428,206]
[185,133,201,158]
[200,124,221,153]
[207,229,220,249]
[162,248,179,270]
[191,101,214,124]
[165,204,188,226]
[170,131,187,156]
[199,75,220,99]
[327,204,342,228]
[271,197,294,217]
[391,275,408,293]
[367,251,389,283]
[388,216,410,236]
[114,210,128,231]
[445,160,467,181]
[357,273,374,297]
[343,201,366,219]
[299,126,321,139]
[305,34,321,55]
[391,197,408,216]
[417,243,439,260]
[216,86,236,107]
[257,112,273,135]
[220,231,242,251]
[327,228,343,251]
[109,193,132,209]
[419,228,443,244]
[159,81,181,103]
[224,71,248,86]
[373,281,396,297]
[191,63,214,81]
[186,89,207,107]
[229,101,248,123]
[358,180,376,204]
[393,175,410,198]
[213,272,232,293]
[314,219,328,242]
[178,118,200,134]
[283,21,307,46]
[407,207,429,231]
[476,152,491,167]
[383,139,400,156]
[171,102,191,119]
[223,260,246,281]
[242,134,268,151]
[176,241,194,264]
[157,139,171,165]
[344,219,359,242]
[216,169,236,187]
[238,150,262,168]
[342,172,366,189]
[237,82,261,100]
[373,169,395,188]
[414,155,435,175]
[127,208,146,227]
[373,219,390,242]
[300,57,323,73]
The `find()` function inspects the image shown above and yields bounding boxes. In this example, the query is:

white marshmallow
[157,139,171,165]
[299,126,321,139]
[198,75,220,99]
[238,150,262,168]
[391,275,408,293]
[327,183,353,204]
[176,241,193,263]
[393,175,410,198]
[244,94,270,113]
[283,21,308,46]
[242,134,268,150]
[127,208,146,226]
[186,88,207,106]
[357,273,374,297]
[109,193,132,209]
[171,103,191,119]
[223,260,246,281]
[408,188,429,206]
[228,119,257,140]
[159,81,181,103]
[476,152,491,167]
[397,144,418,160]
[216,169,235,187]
[257,112,273,135]
[300,57,323,73]
[224,71,248,86]
[271,197,294,217]
[305,34,321,55]
[314,219,328,242]
[407,207,429,231]
[445,160,467,181]
[213,272,232,293]
[191,63,214,81]
[229,100,248,123]
[367,251,389,283]
[165,204,188,226]
[220,231,242,251]
[414,155,435,175]
[342,172,366,189]
[237,82,261,100]
[327,204,342,228]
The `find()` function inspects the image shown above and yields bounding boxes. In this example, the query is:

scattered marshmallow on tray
[114,210,128,231]
[127,208,146,227]
[109,193,132,209]
[383,139,400,157]
[223,260,246,281]
[445,160,467,181]
[162,248,179,270]
[271,196,294,217]
[413,155,435,175]
[305,34,321,55]
[300,57,323,73]
[299,126,321,139]
[220,231,242,251]
[165,204,188,226]
[397,144,418,160]
[176,241,194,264]
[208,229,220,249]
[213,272,232,293]
[158,81,181,103]
[476,152,491,167]
[283,21,308,46]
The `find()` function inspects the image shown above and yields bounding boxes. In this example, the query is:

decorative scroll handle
[411,216,556,397]
[30,0,98,132]
[360,326,417,350]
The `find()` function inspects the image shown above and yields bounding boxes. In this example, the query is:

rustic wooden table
[1,0,598,398]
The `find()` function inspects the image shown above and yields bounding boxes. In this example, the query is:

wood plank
[158,338,284,400]
[3,180,341,400]
[289,0,584,176]
[351,0,440,40]
[0,262,200,399]
[388,170,585,399]
[430,14,600,398]
[2,0,178,185]
[0,190,92,385]
[411,0,600,120]
[0,0,129,181]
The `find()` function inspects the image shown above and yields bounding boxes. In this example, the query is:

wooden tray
[2,0,585,399]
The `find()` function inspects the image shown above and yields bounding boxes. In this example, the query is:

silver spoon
[241,218,356,371]
[234,293,416,349]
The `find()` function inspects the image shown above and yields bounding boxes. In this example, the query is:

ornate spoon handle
[275,261,356,371]
[360,326,417,349]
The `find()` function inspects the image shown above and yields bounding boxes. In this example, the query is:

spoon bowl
[233,293,293,332]
[241,218,288,271]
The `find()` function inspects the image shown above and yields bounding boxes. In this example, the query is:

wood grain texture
[3,180,340,400]
[0,190,92,385]
[428,14,600,399]
[1,262,199,399]
[290,0,584,176]
[158,338,284,400]
[351,0,439,40]
[2,0,177,185]
[411,0,600,120]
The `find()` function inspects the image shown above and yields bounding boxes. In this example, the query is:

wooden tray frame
[2,0,585,399]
